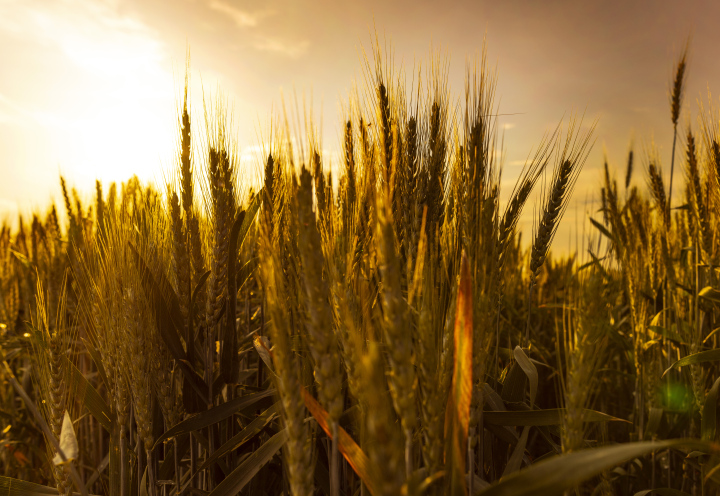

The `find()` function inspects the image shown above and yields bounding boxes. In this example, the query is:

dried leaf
[52,411,79,465]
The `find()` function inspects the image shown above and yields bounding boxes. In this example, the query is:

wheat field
[1,39,719,496]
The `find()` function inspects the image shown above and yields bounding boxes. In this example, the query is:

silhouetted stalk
[468,426,475,495]
[174,437,180,495]
[120,426,128,496]
[147,448,156,496]
[331,422,339,496]
[405,428,413,480]
[668,126,678,212]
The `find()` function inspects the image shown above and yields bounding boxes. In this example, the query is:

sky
[0,0,718,253]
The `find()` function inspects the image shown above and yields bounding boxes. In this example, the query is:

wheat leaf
[207,429,288,496]
[302,388,378,496]
[445,251,473,496]
[479,439,719,496]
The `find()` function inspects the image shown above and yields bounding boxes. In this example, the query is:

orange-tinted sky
[0,0,717,252]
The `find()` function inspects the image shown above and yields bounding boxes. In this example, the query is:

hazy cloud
[0,0,169,88]
[253,36,310,58]
[205,1,304,58]
[208,0,274,28]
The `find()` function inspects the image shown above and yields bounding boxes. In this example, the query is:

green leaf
[0,476,58,495]
[67,359,114,431]
[192,402,280,478]
[207,429,287,496]
[445,251,473,496]
[702,376,720,441]
[153,388,275,449]
[663,349,720,377]
[478,439,718,496]
[483,409,627,426]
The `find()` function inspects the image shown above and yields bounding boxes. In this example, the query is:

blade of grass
[207,429,288,496]
[663,349,720,377]
[302,388,378,496]
[483,409,627,426]
[153,388,276,449]
[478,439,718,496]
[191,402,280,479]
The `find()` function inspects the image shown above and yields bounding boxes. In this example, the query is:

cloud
[253,36,310,58]
[208,0,273,28]
[0,0,177,191]
[205,1,305,58]
[0,0,169,90]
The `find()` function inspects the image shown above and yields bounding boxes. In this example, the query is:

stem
[478,394,484,482]
[146,448,156,496]
[524,279,535,348]
[331,422,340,496]
[668,124,678,214]
[190,432,197,490]
[206,322,215,490]
[227,385,235,466]
[652,447,656,490]
[258,301,265,389]
[494,309,500,389]
[468,426,475,496]
[137,438,144,496]
[208,423,215,490]
[120,426,127,496]
[639,372,644,441]
[174,436,180,496]
[405,427,412,480]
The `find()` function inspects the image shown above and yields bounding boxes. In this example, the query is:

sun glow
[0,0,177,209]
